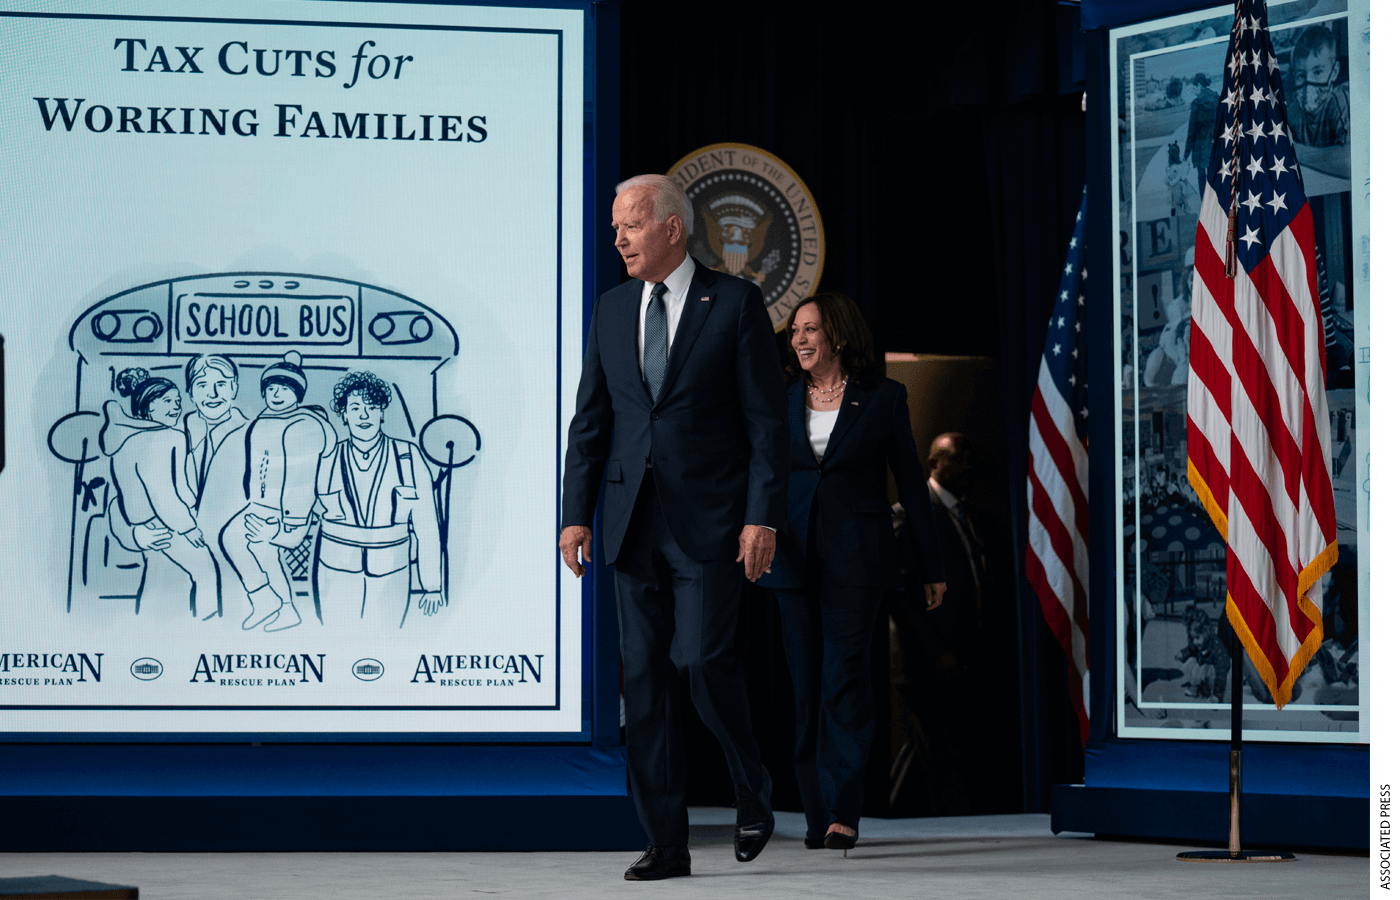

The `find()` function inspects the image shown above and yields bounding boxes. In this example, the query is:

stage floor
[0,809,1366,899]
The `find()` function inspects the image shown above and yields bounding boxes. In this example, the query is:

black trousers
[775,563,883,839]
[614,473,771,847]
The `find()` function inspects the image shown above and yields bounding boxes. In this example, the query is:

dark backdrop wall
[611,0,1089,814]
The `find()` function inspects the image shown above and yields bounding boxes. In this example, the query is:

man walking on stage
[560,173,789,881]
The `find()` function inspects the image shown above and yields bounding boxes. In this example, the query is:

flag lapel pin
[701,296,710,302]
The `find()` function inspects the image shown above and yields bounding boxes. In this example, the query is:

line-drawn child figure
[219,352,336,632]
[100,367,220,618]
[314,371,445,627]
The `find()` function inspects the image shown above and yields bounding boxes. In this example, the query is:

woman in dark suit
[760,292,946,851]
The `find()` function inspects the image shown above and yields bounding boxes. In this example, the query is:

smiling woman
[761,292,946,851]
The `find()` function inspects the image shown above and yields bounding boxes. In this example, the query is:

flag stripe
[1031,382,1089,542]
[1024,532,1090,737]
[1030,364,1091,644]
[1247,253,1309,398]
[1224,553,1292,680]
[1268,213,1340,579]
[1265,204,1324,378]
[1228,277,1304,510]
[1188,281,1234,421]
[1228,378,1302,569]
[1025,501,1077,651]
[1035,360,1090,495]
[1227,432,1301,616]
[1027,457,1088,643]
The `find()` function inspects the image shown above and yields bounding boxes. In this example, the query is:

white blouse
[805,406,840,462]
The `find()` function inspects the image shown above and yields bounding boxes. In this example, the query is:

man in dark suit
[922,433,988,630]
[559,174,789,881]
[891,431,988,815]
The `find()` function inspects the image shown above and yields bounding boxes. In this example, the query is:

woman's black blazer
[759,376,944,591]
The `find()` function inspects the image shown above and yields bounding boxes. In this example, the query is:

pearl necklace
[807,376,847,403]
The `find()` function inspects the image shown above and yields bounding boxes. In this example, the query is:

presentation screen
[0,0,588,738]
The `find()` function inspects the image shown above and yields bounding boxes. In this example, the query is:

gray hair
[617,174,693,238]
[184,353,239,392]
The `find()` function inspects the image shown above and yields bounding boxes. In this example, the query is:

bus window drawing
[48,273,479,631]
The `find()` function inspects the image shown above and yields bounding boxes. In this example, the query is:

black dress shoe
[624,845,691,881]
[734,784,775,862]
[804,837,825,849]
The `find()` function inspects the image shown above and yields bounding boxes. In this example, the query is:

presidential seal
[668,143,824,330]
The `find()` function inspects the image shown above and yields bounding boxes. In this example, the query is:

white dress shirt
[636,254,697,367]
[929,477,960,512]
[805,406,839,462]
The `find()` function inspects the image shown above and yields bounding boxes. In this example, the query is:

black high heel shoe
[804,837,825,849]
[824,827,857,855]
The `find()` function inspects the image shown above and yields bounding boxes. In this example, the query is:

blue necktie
[643,282,668,403]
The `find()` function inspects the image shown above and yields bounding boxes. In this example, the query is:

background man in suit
[559,173,789,881]
[924,433,989,620]
[891,431,990,815]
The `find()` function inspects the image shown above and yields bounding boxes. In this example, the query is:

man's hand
[559,525,593,578]
[925,582,947,611]
[736,524,776,583]
[244,513,278,544]
[133,521,172,552]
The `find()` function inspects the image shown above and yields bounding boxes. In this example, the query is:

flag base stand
[1173,636,1297,864]
[1176,849,1295,862]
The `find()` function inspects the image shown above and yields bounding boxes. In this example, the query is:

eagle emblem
[702,194,774,284]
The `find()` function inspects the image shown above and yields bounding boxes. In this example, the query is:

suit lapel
[789,382,816,467]
[653,264,716,405]
[821,382,869,463]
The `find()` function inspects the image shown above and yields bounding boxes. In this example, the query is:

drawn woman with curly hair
[100,367,220,618]
[314,371,444,626]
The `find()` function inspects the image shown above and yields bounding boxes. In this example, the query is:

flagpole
[1228,634,1243,855]
[1174,0,1338,863]
[1175,631,1293,863]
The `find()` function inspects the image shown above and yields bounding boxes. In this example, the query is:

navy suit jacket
[760,377,944,590]
[561,260,789,564]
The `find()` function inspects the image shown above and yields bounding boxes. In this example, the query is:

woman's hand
[183,527,206,549]
[924,582,946,611]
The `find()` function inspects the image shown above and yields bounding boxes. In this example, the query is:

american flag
[1186,0,1337,709]
[1026,188,1090,744]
